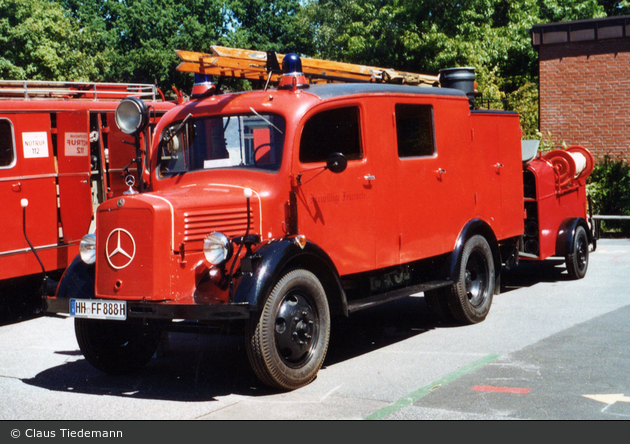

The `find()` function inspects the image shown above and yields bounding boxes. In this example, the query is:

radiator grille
[184,207,253,242]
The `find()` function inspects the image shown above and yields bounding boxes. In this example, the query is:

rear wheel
[446,235,495,325]
[565,225,589,280]
[75,318,161,375]
[246,269,331,391]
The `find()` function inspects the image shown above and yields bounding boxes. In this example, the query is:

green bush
[587,155,630,237]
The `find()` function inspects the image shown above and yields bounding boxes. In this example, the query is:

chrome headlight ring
[203,232,233,265]
[115,97,150,135]
[79,234,96,265]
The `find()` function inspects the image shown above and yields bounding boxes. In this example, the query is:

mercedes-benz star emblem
[106,228,136,270]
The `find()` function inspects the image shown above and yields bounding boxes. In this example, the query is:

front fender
[233,238,347,316]
[54,255,95,300]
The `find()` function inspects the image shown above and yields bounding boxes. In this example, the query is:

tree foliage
[0,0,620,132]
[0,0,104,81]
[297,0,607,137]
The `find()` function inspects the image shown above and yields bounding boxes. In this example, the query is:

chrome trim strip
[0,242,75,258]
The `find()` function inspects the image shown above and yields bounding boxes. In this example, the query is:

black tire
[246,269,331,391]
[424,287,455,324]
[565,225,589,280]
[446,235,495,325]
[75,318,161,375]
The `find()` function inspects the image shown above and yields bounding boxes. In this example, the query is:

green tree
[0,0,104,81]
[297,0,607,137]
[60,0,229,93]
[225,0,312,53]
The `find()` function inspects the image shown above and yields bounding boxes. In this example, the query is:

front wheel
[246,269,331,391]
[446,235,495,325]
[565,225,589,280]
[75,318,161,375]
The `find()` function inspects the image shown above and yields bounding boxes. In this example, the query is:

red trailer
[44,48,595,390]
[0,81,177,317]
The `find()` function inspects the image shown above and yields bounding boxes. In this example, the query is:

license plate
[70,299,127,320]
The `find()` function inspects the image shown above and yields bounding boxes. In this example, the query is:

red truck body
[44,52,594,391]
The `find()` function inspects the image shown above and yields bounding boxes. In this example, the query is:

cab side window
[300,106,362,163]
[0,119,15,168]
[395,104,435,158]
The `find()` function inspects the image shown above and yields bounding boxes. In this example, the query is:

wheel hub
[274,292,318,365]
[465,252,488,307]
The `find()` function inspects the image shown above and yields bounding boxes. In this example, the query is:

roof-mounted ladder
[176,46,440,87]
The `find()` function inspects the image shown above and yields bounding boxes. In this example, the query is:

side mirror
[326,152,347,174]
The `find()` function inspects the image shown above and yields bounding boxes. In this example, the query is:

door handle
[364,174,376,182]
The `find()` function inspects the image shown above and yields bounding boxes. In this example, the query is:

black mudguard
[449,219,501,291]
[556,217,591,256]
[54,255,96,300]
[233,238,348,316]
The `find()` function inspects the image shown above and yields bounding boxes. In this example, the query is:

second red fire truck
[44,47,595,390]
[0,81,177,318]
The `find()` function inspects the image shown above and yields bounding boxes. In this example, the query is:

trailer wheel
[75,318,161,375]
[246,269,331,391]
[565,225,589,280]
[447,235,495,325]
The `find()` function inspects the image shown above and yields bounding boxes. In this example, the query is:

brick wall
[539,38,630,161]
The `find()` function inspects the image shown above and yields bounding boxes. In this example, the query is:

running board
[347,280,452,314]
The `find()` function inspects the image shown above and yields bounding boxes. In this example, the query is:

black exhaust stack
[439,67,476,109]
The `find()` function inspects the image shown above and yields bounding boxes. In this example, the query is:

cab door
[56,111,93,242]
[295,104,379,276]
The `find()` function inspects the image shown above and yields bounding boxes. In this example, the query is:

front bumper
[44,296,251,321]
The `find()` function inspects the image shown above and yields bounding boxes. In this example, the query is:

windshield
[157,113,285,176]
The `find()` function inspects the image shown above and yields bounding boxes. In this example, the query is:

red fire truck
[44,47,595,390]
[0,81,177,318]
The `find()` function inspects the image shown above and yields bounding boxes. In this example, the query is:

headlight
[79,234,96,265]
[115,97,149,135]
[203,232,232,265]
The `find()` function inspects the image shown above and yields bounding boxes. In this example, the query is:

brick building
[531,16,630,161]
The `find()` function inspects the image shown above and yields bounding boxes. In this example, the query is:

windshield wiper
[249,107,283,134]
[162,113,192,144]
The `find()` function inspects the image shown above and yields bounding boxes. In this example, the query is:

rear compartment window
[300,106,362,163]
[157,113,285,176]
[0,119,15,168]
[395,104,435,158]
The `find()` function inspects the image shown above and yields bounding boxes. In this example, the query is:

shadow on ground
[21,262,568,401]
